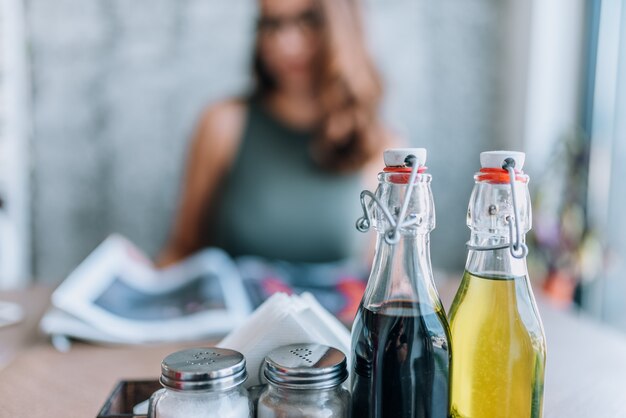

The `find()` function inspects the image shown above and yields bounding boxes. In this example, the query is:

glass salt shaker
[148,348,251,418]
[257,343,350,418]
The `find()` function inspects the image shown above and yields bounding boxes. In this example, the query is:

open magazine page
[42,235,252,344]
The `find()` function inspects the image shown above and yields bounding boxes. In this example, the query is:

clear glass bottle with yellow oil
[449,151,546,418]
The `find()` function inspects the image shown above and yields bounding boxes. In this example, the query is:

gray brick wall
[26,0,509,281]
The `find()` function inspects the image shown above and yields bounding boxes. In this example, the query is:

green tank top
[213,98,365,263]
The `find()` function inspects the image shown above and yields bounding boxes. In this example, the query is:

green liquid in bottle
[449,271,546,418]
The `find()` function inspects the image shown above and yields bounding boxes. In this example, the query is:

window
[583,0,626,330]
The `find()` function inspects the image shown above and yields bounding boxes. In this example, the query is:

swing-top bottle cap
[480,151,525,170]
[383,148,427,167]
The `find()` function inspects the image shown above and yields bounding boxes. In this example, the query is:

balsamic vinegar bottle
[449,151,546,418]
[351,148,451,418]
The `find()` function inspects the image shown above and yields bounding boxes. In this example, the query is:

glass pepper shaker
[257,343,350,418]
[148,347,251,418]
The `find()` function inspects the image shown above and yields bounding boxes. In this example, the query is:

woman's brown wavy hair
[253,0,386,172]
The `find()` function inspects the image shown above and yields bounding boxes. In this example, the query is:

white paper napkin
[218,292,351,387]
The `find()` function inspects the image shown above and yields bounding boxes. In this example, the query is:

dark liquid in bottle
[351,301,451,418]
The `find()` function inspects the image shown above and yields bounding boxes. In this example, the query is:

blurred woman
[159,0,389,271]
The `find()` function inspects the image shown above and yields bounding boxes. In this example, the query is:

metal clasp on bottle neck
[356,155,423,245]
[466,158,528,259]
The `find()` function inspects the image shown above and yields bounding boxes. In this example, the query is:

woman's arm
[157,99,245,267]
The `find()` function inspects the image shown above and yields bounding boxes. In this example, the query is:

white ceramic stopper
[480,150,525,170]
[383,148,427,167]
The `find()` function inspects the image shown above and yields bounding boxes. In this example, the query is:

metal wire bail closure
[503,158,528,259]
[356,155,423,245]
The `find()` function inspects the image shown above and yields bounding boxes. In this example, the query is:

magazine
[41,234,366,346]
[41,235,253,344]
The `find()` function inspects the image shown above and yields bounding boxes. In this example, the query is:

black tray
[97,380,161,418]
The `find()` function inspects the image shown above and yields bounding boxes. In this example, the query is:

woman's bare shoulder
[198,98,246,142]
[193,98,247,159]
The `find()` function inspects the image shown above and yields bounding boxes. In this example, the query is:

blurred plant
[527,131,604,308]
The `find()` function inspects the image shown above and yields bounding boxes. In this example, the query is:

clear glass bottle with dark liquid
[351,148,451,418]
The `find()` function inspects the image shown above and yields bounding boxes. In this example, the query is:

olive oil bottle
[449,151,546,418]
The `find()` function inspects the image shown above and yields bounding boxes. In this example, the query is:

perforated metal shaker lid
[160,348,247,391]
[263,344,348,390]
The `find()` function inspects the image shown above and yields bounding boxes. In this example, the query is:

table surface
[1,284,626,417]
